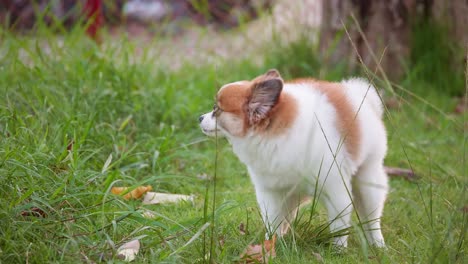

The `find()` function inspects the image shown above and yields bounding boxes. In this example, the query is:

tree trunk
[319,0,359,71]
[319,0,467,81]
[319,0,416,80]
[431,0,468,61]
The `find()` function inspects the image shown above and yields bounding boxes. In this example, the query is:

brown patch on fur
[216,77,297,137]
[217,82,251,114]
[290,78,361,161]
[254,92,297,136]
[217,82,252,136]
[249,73,297,136]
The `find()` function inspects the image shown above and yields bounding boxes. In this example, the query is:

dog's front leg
[255,187,299,239]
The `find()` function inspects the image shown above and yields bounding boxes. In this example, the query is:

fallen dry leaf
[117,240,140,262]
[219,235,226,248]
[384,96,402,110]
[384,166,418,181]
[111,186,153,200]
[239,222,247,235]
[454,97,467,114]
[102,154,113,173]
[66,139,74,151]
[240,235,276,263]
[196,173,211,180]
[461,205,468,213]
[312,252,323,263]
[140,209,156,219]
[142,192,194,205]
[20,207,47,218]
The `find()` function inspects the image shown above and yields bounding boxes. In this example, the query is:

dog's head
[199,69,295,138]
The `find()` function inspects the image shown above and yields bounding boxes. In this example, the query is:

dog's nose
[199,115,204,123]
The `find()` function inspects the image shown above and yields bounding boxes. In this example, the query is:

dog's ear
[251,69,282,83]
[264,69,281,79]
[248,78,283,124]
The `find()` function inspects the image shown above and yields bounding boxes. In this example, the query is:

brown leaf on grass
[196,173,211,181]
[454,97,467,114]
[66,140,74,151]
[79,251,94,264]
[384,166,418,180]
[384,96,402,110]
[111,186,153,200]
[240,235,276,263]
[20,207,47,218]
[461,205,468,213]
[239,222,247,235]
[117,240,140,262]
[219,235,226,248]
[142,192,194,205]
[140,209,156,219]
[312,252,323,263]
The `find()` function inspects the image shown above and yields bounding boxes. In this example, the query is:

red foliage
[83,0,103,42]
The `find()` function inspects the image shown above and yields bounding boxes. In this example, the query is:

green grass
[407,18,465,96]
[0,22,466,264]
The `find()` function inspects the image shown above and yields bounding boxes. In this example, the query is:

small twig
[57,212,134,239]
[384,166,418,181]
[56,199,116,223]
[80,251,94,264]
[156,229,192,244]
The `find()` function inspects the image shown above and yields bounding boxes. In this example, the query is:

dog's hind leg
[322,173,354,248]
[352,160,388,247]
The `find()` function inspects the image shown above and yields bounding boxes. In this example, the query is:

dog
[199,69,388,247]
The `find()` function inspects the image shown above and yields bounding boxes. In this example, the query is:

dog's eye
[212,104,222,117]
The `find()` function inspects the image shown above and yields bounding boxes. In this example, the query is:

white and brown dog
[199,69,388,247]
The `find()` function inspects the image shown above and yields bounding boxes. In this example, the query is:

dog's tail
[342,78,384,118]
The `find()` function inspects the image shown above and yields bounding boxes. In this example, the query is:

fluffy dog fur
[199,69,388,247]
